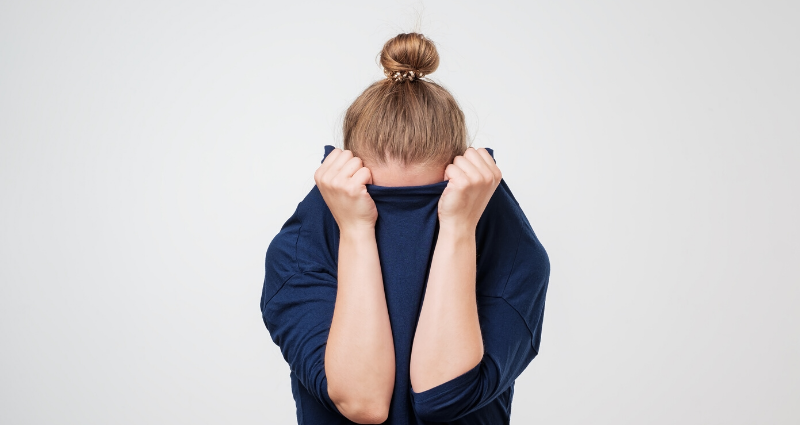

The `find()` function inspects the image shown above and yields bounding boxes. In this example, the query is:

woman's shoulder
[279,184,339,267]
[475,178,549,297]
[262,184,339,302]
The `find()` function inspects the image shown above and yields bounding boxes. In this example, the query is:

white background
[1,1,798,423]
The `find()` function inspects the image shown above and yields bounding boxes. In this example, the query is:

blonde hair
[343,33,469,168]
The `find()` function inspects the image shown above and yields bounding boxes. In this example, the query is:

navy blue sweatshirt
[260,145,550,424]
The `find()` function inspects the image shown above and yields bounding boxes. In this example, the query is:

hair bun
[380,33,439,82]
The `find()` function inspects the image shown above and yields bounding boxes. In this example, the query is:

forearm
[409,222,484,393]
[325,226,395,421]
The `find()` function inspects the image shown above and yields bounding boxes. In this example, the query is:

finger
[443,162,467,183]
[474,147,494,166]
[316,149,340,184]
[479,148,503,181]
[464,147,495,180]
[327,149,354,176]
[317,149,356,185]
[475,148,502,180]
[316,149,339,181]
[339,156,364,179]
[453,154,483,182]
[320,148,342,170]
[475,147,496,165]
[351,166,372,186]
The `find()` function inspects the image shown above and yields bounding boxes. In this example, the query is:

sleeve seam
[498,204,542,353]
[265,213,304,308]
[263,272,298,308]
[476,294,538,355]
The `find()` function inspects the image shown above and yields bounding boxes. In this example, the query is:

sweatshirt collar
[321,145,494,198]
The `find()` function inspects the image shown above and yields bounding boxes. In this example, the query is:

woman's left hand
[437,147,502,231]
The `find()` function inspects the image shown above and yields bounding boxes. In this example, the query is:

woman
[261,32,550,424]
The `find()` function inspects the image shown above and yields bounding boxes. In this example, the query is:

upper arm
[262,270,341,414]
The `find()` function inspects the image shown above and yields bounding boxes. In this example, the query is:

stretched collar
[321,145,494,199]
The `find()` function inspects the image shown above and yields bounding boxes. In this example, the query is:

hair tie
[384,69,424,83]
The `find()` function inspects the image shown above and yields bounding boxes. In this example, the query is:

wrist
[339,223,376,240]
[437,220,476,241]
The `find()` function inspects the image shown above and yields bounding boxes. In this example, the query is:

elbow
[329,385,390,424]
[332,398,390,424]
[326,363,395,423]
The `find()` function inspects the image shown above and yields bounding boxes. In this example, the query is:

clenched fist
[438,147,502,231]
[314,148,378,233]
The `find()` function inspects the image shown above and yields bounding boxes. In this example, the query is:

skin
[314,147,502,424]
[361,157,447,187]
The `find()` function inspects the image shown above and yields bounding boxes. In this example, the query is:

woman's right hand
[314,148,378,232]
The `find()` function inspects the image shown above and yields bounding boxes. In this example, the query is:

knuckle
[492,165,502,179]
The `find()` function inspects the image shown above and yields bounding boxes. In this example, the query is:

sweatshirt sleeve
[410,212,550,422]
[259,193,342,415]
[261,270,341,414]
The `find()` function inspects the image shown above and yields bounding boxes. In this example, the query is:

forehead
[363,158,446,187]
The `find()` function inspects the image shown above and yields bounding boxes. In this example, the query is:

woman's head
[342,32,469,185]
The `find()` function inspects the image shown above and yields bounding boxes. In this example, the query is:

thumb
[351,167,372,186]
[444,163,465,182]
[443,163,454,181]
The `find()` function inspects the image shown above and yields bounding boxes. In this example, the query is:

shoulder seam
[264,272,298,308]
[477,294,540,355]
[497,200,541,353]
[266,202,305,308]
